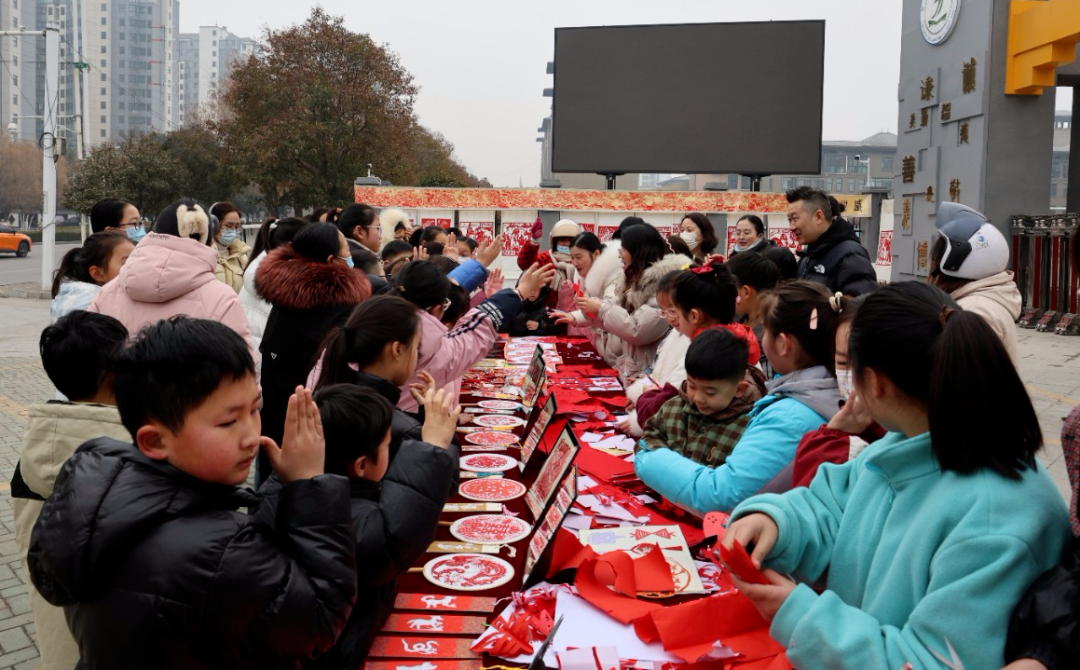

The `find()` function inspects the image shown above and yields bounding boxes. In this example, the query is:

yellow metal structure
[1007,0,1080,95]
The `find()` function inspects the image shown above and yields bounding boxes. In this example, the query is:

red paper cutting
[634,591,769,661]
[548,527,600,576]
[575,448,636,483]
[471,610,534,656]
[632,543,677,593]
[719,540,770,586]
[368,636,481,659]
[382,614,488,635]
[575,552,665,625]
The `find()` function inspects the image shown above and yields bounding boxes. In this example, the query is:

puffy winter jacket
[398,290,524,413]
[303,437,459,668]
[624,329,690,436]
[950,270,1022,366]
[1005,537,1080,669]
[239,251,271,356]
[257,248,370,470]
[796,219,879,297]
[345,371,424,460]
[11,402,129,670]
[90,233,256,361]
[634,366,839,515]
[730,237,778,257]
[591,254,692,379]
[50,281,101,323]
[568,242,624,347]
[28,438,357,669]
[214,239,251,293]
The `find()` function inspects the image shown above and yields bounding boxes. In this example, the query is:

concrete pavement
[0,296,1077,667]
[0,245,80,292]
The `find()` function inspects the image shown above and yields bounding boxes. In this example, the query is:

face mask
[680,231,699,248]
[126,225,146,244]
[836,369,855,400]
[344,255,355,269]
[219,229,239,245]
[556,244,571,255]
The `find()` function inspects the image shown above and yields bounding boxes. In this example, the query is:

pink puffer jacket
[89,233,256,363]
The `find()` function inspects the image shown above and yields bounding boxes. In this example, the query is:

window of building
[100,115,106,123]
[881,155,894,172]
[101,17,106,25]
[101,31,107,39]
[101,74,107,82]
[101,129,106,137]
[848,178,857,193]
[826,178,833,192]
[100,101,106,109]
[101,3,107,10]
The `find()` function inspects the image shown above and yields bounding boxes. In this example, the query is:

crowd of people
[8,185,1079,669]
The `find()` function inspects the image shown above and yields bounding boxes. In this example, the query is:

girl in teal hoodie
[724,282,1070,670]
[635,281,842,514]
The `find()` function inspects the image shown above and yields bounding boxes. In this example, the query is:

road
[0,243,80,288]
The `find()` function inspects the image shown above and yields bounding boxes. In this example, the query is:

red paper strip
[382,614,488,635]
[634,590,769,662]
[394,593,497,613]
[719,540,770,585]
[365,662,482,670]
[632,543,677,594]
[575,552,664,625]
[548,527,600,576]
[368,636,482,659]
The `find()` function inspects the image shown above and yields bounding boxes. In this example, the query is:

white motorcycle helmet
[934,202,1010,280]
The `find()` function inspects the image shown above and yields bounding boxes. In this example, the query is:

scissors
[528,615,565,670]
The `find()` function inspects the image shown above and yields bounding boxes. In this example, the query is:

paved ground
[0,297,1076,668]
[0,245,80,291]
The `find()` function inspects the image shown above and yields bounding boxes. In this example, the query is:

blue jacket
[448,259,488,292]
[635,393,827,515]
[732,431,1070,670]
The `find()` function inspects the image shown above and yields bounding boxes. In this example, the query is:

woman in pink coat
[90,199,255,362]
[391,260,554,412]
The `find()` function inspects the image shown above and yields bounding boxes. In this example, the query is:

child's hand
[261,386,324,482]
[421,387,461,449]
[475,235,504,268]
[409,371,436,406]
[722,512,779,569]
[827,391,874,435]
[484,268,505,295]
[445,233,460,260]
[526,320,540,331]
[516,263,557,300]
[412,245,430,262]
[615,418,632,434]
[730,569,797,623]
[551,311,575,325]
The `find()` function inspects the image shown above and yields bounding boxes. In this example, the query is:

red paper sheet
[720,540,770,585]
[575,448,636,483]
[575,552,665,624]
[365,662,482,670]
[634,591,769,661]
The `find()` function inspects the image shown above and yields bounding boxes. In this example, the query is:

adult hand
[516,263,556,301]
[530,217,544,241]
[730,569,797,623]
[409,371,437,406]
[475,235,504,268]
[260,386,324,482]
[575,295,603,315]
[421,388,462,449]
[722,512,779,569]
[412,245,430,262]
[827,391,874,435]
[484,268,505,296]
[551,311,576,326]
[445,233,460,261]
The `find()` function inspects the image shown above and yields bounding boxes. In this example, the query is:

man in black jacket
[787,186,879,297]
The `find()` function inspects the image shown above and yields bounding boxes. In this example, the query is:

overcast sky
[178,1,1069,187]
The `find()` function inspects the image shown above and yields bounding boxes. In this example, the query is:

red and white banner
[501,222,533,257]
[459,221,494,245]
[769,228,800,251]
[876,231,893,266]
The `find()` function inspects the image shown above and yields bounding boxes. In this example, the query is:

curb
[0,284,51,301]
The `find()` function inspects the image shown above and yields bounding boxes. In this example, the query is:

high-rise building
[0,0,43,143]
[194,25,256,118]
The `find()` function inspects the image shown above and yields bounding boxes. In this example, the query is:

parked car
[0,225,32,257]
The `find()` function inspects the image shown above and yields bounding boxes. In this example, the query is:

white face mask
[836,369,855,400]
[680,231,699,248]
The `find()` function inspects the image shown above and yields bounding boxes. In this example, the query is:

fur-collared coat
[257,248,370,461]
[590,254,692,379]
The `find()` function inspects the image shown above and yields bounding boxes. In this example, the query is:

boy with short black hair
[29,316,357,669]
[639,328,765,468]
[303,384,460,669]
[12,311,131,670]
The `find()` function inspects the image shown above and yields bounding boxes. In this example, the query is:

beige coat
[951,271,1022,367]
[14,402,130,670]
[215,239,252,293]
[591,254,692,380]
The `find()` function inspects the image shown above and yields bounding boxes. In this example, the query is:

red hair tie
[692,323,761,366]
[691,257,726,275]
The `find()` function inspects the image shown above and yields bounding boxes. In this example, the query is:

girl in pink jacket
[391,260,554,412]
[90,199,256,363]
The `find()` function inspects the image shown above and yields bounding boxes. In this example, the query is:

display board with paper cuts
[525,427,581,520]
[578,525,707,595]
[769,227,799,250]
[460,221,495,245]
[523,468,578,583]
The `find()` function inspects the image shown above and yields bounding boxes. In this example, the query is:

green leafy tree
[62,135,190,218]
[161,123,242,206]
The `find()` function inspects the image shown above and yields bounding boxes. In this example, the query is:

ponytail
[759,280,839,372]
[51,231,129,298]
[850,282,1039,479]
[314,295,420,391]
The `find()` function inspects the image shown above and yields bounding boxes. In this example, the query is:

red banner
[355,186,788,213]
[502,222,532,257]
[769,228,800,251]
[876,231,893,266]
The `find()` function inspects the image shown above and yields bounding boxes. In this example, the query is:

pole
[41,27,59,293]
[72,0,87,242]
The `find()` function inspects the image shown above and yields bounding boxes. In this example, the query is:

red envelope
[719,540,770,585]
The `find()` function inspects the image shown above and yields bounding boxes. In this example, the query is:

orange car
[0,224,32,257]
